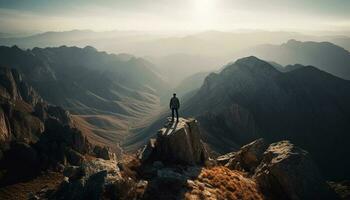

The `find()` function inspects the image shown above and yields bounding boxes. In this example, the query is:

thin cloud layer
[0,0,349,33]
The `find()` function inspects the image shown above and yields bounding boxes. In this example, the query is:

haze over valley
[1,1,350,199]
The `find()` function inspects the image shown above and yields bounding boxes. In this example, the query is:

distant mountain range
[2,30,350,86]
[0,45,169,149]
[180,56,350,180]
[240,39,350,80]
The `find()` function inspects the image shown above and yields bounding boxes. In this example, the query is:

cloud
[0,0,349,33]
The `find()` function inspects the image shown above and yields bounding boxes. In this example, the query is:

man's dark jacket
[170,97,180,109]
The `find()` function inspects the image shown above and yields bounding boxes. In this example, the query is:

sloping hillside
[240,39,350,80]
[0,45,169,149]
[181,56,350,180]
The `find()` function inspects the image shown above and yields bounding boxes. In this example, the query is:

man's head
[173,93,176,97]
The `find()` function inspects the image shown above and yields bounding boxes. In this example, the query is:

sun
[193,0,216,29]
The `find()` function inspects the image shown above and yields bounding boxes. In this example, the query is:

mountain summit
[182,56,350,180]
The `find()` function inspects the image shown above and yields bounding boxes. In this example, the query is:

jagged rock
[329,181,350,200]
[93,145,116,160]
[0,67,96,186]
[253,140,338,200]
[81,158,121,184]
[83,170,107,200]
[63,166,85,181]
[66,148,85,166]
[138,138,156,162]
[108,177,141,200]
[55,158,123,200]
[216,151,236,166]
[140,118,208,165]
[0,67,42,105]
[225,138,268,173]
[55,177,85,200]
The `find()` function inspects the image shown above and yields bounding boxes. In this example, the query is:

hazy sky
[0,0,349,34]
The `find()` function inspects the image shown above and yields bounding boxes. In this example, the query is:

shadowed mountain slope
[0,67,93,185]
[241,40,350,80]
[181,56,350,180]
[0,45,169,150]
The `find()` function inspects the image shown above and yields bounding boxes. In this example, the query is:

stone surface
[54,158,122,200]
[253,140,338,200]
[140,118,208,165]
[216,151,236,166]
[63,166,85,181]
[329,181,350,200]
[93,145,116,160]
[226,138,268,173]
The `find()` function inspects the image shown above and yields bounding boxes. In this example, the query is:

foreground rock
[53,158,122,200]
[223,138,267,173]
[221,139,339,200]
[139,118,208,165]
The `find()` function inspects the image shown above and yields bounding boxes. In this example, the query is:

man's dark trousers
[172,108,179,121]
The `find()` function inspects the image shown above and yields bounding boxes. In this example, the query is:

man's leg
[176,109,179,121]
[171,108,174,122]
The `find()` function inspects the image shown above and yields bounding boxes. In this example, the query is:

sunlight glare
[193,0,216,29]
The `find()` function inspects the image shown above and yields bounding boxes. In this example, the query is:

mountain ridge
[179,56,350,180]
[0,45,169,152]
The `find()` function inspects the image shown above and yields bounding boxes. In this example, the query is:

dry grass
[0,171,63,200]
[185,166,264,200]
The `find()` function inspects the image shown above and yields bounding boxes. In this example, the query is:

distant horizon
[1,0,350,36]
[2,28,350,38]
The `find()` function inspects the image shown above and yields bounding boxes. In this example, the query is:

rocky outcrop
[224,138,267,173]
[220,139,339,200]
[0,107,10,146]
[139,118,208,165]
[329,181,350,200]
[254,141,338,200]
[0,67,42,105]
[0,67,102,186]
[93,145,116,160]
[53,158,123,200]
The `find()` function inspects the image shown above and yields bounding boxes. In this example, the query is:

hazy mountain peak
[245,39,350,80]
[221,56,280,77]
[235,56,267,65]
[285,39,299,45]
[83,45,97,52]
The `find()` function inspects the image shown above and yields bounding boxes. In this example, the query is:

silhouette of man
[170,93,180,122]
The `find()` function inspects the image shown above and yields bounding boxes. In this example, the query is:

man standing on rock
[170,93,180,122]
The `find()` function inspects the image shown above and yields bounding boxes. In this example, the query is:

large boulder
[253,141,338,200]
[139,118,208,165]
[54,158,122,200]
[93,145,116,160]
[224,138,268,173]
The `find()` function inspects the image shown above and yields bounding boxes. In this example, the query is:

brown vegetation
[185,166,264,200]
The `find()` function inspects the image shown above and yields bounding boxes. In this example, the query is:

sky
[0,0,350,34]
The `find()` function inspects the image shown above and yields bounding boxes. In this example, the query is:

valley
[1,30,350,200]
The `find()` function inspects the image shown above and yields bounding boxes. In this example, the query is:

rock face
[93,145,116,160]
[139,118,208,165]
[221,139,339,200]
[54,158,122,200]
[0,67,114,186]
[225,138,267,173]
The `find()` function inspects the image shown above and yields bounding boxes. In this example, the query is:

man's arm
[176,98,180,109]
